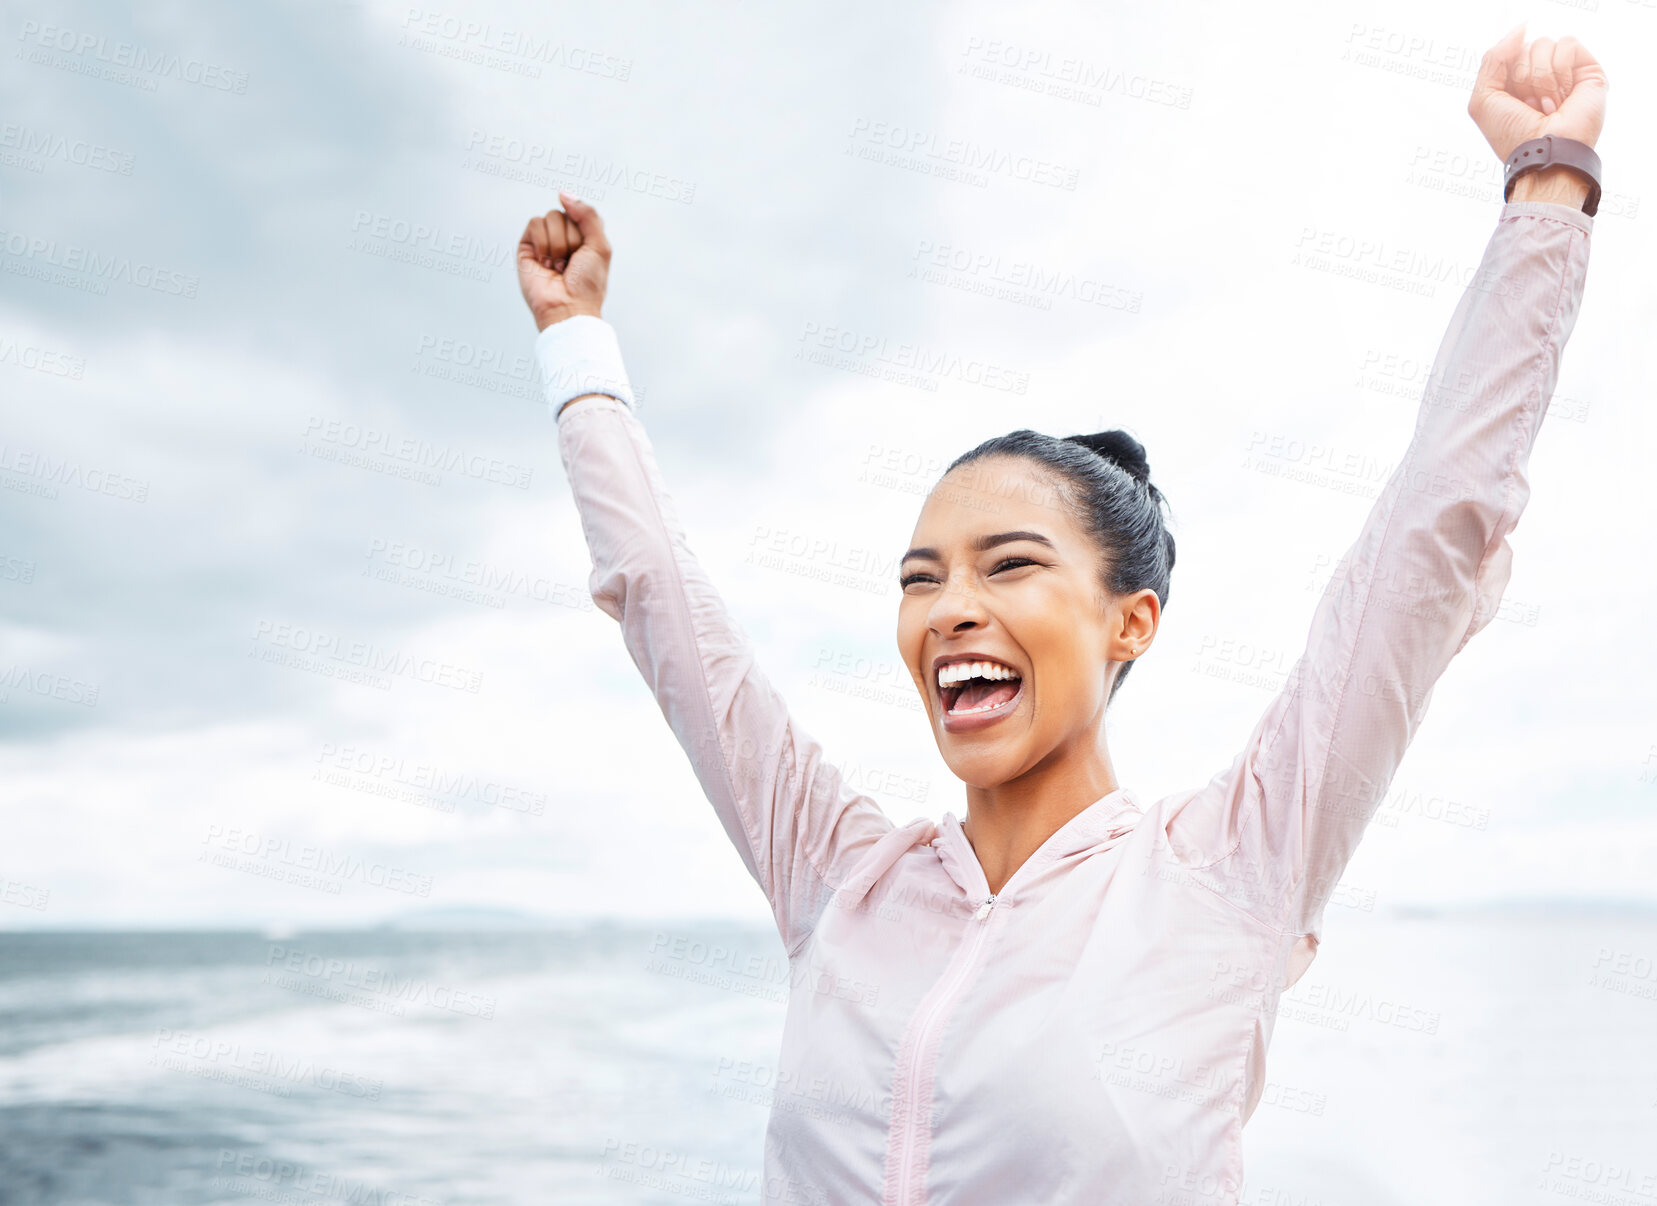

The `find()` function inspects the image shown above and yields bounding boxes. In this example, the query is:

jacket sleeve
[545,321,897,958]
[1160,201,1593,976]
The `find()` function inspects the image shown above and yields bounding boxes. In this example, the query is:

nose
[926,572,988,635]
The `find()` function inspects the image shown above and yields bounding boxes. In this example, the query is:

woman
[516,26,1606,1205]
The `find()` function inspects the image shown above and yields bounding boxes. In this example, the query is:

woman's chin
[939,748,1025,791]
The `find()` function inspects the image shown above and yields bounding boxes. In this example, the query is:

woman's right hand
[517,192,610,331]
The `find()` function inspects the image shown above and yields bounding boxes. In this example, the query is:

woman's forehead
[911,460,1078,545]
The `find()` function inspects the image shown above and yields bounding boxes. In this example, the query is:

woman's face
[895,455,1156,788]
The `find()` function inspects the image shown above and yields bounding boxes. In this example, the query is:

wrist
[534,312,635,415]
[533,302,603,332]
[1507,165,1592,210]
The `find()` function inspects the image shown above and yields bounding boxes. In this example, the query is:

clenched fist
[1468,25,1608,164]
[518,191,610,331]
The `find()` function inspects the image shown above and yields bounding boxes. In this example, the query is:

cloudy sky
[2,0,1652,930]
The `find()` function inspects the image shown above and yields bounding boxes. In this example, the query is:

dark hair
[939,428,1176,706]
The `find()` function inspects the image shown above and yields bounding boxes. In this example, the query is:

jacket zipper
[892,892,1000,1203]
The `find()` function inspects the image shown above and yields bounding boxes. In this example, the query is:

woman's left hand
[1468,25,1608,163]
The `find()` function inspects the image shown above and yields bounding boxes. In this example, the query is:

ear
[1131,586,1162,635]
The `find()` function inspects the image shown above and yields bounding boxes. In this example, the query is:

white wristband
[535,314,636,416]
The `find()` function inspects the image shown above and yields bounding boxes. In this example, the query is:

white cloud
[2,0,1652,930]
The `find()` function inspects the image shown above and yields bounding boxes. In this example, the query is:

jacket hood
[832,789,1146,913]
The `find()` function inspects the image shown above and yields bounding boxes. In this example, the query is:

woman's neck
[961,744,1121,895]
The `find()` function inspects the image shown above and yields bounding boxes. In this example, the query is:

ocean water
[0,913,1652,1205]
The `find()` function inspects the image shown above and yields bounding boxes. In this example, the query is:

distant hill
[376,905,558,931]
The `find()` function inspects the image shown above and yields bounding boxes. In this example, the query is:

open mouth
[937,660,1024,723]
[941,676,1023,715]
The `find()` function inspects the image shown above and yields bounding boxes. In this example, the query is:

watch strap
[1503,134,1602,216]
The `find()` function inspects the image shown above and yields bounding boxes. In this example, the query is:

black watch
[1503,134,1602,217]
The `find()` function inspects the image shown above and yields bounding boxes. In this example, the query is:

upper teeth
[937,660,1020,689]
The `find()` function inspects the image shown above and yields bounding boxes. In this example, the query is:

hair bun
[1065,429,1152,486]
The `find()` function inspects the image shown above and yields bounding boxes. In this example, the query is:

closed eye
[899,557,1040,590]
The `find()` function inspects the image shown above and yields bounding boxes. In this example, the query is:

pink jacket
[544,200,1592,1205]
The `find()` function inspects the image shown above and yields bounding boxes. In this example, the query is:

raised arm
[1158,29,1605,980]
[520,196,898,957]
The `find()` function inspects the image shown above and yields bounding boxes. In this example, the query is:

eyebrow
[899,530,1056,566]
